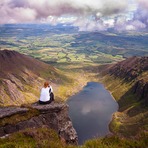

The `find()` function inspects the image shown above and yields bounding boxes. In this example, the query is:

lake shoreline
[67,82,118,144]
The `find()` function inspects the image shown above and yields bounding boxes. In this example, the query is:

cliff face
[106,56,148,104]
[0,103,78,145]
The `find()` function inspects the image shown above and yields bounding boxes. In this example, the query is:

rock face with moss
[0,103,78,145]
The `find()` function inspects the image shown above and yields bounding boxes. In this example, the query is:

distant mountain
[99,56,148,137]
[0,50,63,106]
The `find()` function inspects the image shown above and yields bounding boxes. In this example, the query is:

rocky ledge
[0,102,78,145]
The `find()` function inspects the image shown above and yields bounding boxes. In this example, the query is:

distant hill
[99,56,148,137]
[0,50,64,106]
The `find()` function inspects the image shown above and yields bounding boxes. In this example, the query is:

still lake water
[67,82,118,144]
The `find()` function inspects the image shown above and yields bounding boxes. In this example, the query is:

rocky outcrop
[0,103,78,145]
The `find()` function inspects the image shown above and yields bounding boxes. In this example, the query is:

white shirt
[39,86,53,102]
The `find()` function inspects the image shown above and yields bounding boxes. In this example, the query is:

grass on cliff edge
[0,128,76,148]
[0,128,148,148]
[82,132,148,148]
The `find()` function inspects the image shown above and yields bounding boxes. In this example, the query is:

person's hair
[44,81,49,88]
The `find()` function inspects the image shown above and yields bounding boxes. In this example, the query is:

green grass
[0,128,147,148]
[102,75,134,101]
[82,132,148,148]
[0,128,76,148]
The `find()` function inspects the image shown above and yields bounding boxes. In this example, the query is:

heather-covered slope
[99,56,148,137]
[0,50,65,106]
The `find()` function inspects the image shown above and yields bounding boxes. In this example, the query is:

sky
[0,0,148,31]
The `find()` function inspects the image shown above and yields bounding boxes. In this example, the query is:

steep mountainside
[0,50,65,106]
[107,56,148,104]
[99,56,148,137]
[108,57,148,80]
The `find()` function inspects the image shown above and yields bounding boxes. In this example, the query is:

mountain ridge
[0,50,55,77]
[108,56,148,81]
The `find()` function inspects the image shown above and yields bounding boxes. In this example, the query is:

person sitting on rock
[39,81,54,104]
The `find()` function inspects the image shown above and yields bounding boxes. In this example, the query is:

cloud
[133,0,148,29]
[111,0,148,32]
[0,0,128,24]
[137,0,148,9]
[0,0,148,31]
[0,0,37,24]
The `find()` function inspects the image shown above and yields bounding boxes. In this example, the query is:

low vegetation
[0,128,76,148]
[0,128,148,148]
[82,132,148,148]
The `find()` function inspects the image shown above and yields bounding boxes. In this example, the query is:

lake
[67,82,118,144]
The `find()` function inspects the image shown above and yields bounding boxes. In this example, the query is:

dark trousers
[50,92,54,102]
[39,93,54,105]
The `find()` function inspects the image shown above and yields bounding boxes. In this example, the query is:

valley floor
[53,62,101,101]
[54,61,148,142]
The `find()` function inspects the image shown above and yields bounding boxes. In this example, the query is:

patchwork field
[1,24,148,66]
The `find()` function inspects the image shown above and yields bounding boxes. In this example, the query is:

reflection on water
[67,82,118,144]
